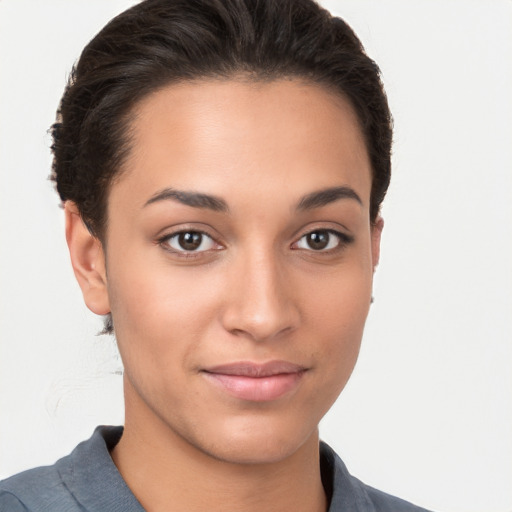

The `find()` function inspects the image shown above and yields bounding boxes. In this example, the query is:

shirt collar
[56,426,144,512]
[57,426,375,512]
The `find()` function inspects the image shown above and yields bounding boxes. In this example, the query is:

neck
[111,394,327,512]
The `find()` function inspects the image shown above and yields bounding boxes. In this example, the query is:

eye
[294,229,350,252]
[162,231,218,253]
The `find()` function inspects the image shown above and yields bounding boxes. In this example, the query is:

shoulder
[351,478,432,512]
[0,426,128,512]
[320,441,433,512]
[0,490,28,511]
[0,463,76,511]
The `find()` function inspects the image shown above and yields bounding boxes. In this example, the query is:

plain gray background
[1,1,511,511]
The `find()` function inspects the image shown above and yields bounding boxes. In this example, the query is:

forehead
[113,79,371,211]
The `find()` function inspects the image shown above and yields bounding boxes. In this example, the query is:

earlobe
[64,201,110,315]
[371,216,384,270]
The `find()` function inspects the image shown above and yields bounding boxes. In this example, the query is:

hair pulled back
[51,0,392,239]
[51,0,392,334]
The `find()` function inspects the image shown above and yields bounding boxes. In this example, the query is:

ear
[64,201,110,315]
[371,216,384,271]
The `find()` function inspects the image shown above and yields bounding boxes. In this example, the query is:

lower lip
[202,372,305,402]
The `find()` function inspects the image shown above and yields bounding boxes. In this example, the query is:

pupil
[179,232,202,251]
[307,231,329,250]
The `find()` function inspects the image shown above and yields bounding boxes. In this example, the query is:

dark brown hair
[51,0,392,333]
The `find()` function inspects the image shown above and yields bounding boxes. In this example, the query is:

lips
[201,361,306,402]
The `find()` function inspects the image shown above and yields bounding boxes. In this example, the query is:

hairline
[97,72,370,245]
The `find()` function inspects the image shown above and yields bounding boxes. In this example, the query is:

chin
[204,438,307,466]
[186,415,319,466]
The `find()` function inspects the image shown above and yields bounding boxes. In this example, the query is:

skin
[66,79,383,512]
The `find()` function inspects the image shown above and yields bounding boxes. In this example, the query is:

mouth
[201,361,307,402]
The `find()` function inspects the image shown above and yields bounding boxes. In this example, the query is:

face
[73,79,382,464]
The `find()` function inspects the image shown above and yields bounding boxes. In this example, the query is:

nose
[220,248,300,342]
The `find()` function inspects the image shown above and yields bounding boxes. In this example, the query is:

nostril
[222,301,300,341]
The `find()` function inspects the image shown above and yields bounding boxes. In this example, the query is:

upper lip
[203,360,306,377]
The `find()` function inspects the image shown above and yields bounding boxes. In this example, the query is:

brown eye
[306,231,330,250]
[178,232,202,250]
[295,229,350,252]
[164,231,216,252]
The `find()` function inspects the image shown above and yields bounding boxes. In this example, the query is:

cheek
[105,253,224,365]
[105,257,227,421]
[311,283,369,363]
[304,247,373,334]
[302,259,373,394]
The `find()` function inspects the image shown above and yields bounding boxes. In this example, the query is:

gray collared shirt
[0,426,432,511]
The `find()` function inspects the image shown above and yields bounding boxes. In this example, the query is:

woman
[0,0,432,510]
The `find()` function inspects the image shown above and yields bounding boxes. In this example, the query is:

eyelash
[157,229,220,259]
[292,229,354,253]
[157,228,353,258]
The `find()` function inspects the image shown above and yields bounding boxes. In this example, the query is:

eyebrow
[296,186,362,211]
[143,185,362,213]
[144,188,229,212]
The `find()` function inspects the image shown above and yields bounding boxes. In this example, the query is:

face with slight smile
[74,79,382,464]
